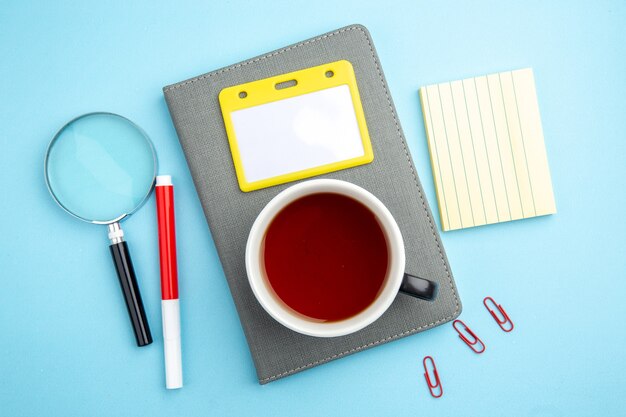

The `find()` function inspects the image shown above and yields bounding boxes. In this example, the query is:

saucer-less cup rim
[245,179,406,338]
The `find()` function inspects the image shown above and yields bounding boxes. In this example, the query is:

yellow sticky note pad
[219,60,373,192]
[420,68,556,231]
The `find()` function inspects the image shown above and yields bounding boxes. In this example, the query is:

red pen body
[156,181,179,300]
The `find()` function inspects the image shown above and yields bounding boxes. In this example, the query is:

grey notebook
[163,24,462,384]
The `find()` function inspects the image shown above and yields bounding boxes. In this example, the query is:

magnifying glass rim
[44,111,158,225]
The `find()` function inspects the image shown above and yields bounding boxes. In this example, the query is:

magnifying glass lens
[46,113,155,223]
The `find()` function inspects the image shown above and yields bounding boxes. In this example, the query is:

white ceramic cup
[246,179,435,338]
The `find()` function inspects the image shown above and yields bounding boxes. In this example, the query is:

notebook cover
[163,24,462,384]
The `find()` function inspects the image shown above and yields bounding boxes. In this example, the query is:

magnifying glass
[44,112,156,347]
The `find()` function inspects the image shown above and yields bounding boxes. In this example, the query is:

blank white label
[230,85,365,183]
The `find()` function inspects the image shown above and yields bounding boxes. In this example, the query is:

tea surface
[263,193,389,322]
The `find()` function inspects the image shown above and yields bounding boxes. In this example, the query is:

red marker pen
[155,175,183,389]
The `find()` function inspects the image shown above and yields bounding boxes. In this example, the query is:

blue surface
[1,1,624,416]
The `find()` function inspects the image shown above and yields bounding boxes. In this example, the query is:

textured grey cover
[163,24,461,384]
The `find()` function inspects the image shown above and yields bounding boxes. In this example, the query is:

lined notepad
[419,68,556,231]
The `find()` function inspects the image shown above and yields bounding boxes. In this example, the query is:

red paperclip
[423,356,443,398]
[483,296,514,332]
[452,319,486,354]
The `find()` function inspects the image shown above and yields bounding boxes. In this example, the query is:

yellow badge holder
[219,60,373,192]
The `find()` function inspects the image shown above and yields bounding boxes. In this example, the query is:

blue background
[1,1,624,416]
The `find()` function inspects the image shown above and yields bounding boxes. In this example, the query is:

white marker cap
[156,175,172,186]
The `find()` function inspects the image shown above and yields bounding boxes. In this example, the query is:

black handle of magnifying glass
[110,242,153,347]
[400,273,438,301]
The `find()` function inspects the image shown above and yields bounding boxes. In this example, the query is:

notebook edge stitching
[161,24,461,383]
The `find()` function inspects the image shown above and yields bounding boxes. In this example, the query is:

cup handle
[400,273,438,301]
